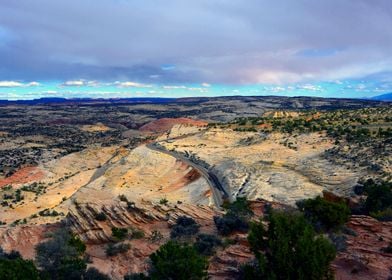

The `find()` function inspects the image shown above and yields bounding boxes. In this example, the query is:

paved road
[146,142,230,208]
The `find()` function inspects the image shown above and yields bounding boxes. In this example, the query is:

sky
[0,0,391,100]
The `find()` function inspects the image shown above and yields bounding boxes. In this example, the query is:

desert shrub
[244,211,336,280]
[112,227,128,240]
[0,255,41,280]
[238,260,264,280]
[214,212,249,236]
[149,241,208,280]
[222,197,253,216]
[149,230,163,243]
[159,198,168,205]
[194,234,222,256]
[38,208,61,217]
[362,180,392,220]
[84,267,110,280]
[105,243,131,256]
[95,212,107,221]
[124,273,150,280]
[170,216,200,239]
[130,228,145,239]
[214,197,253,235]
[35,229,87,280]
[370,207,392,221]
[296,196,350,231]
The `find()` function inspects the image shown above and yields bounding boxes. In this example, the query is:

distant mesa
[370,92,392,101]
[139,118,208,133]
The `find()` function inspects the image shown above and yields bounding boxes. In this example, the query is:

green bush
[244,211,336,280]
[112,227,128,240]
[149,241,208,280]
[130,228,145,239]
[194,234,222,256]
[0,257,41,280]
[296,196,350,231]
[124,273,150,280]
[214,197,253,235]
[35,229,87,280]
[84,268,110,280]
[170,216,200,239]
[370,207,392,221]
[95,212,107,221]
[362,180,392,220]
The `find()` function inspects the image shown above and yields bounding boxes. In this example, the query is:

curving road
[146,142,230,208]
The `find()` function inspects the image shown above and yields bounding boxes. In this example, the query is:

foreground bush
[362,180,392,221]
[214,197,253,235]
[194,234,222,256]
[0,248,41,280]
[170,216,200,239]
[112,227,129,240]
[244,211,336,280]
[149,241,208,280]
[84,267,111,280]
[35,228,110,280]
[296,195,350,231]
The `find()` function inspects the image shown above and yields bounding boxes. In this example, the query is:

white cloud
[115,81,152,88]
[62,80,85,86]
[0,80,40,87]
[61,80,100,87]
[162,85,187,89]
[201,83,211,87]
[0,81,24,87]
[297,84,323,91]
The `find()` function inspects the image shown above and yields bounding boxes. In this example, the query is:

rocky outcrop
[333,215,392,280]
[139,118,207,134]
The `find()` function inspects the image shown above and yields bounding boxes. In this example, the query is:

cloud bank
[0,0,391,87]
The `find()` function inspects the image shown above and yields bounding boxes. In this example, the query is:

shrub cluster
[170,216,200,239]
[296,195,350,231]
[243,211,336,280]
[0,248,41,280]
[112,227,129,240]
[194,234,222,256]
[361,179,392,221]
[214,197,253,235]
[35,228,109,280]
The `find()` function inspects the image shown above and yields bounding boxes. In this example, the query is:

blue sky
[0,1,391,100]
[1,79,390,100]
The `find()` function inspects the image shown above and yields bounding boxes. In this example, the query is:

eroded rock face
[66,201,218,279]
[0,224,58,259]
[159,128,362,205]
[333,215,392,280]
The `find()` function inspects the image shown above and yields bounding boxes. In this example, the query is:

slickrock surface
[159,128,362,204]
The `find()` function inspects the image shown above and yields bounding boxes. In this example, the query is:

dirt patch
[80,123,111,132]
[0,166,44,188]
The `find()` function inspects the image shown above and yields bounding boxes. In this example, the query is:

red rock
[139,118,207,133]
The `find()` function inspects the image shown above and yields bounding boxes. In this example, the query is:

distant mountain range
[370,93,392,101]
[0,97,176,105]
[0,95,391,107]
